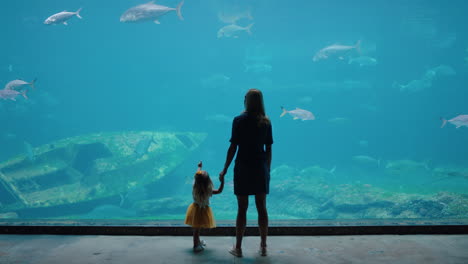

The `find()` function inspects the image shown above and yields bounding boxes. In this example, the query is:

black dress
[230,112,273,195]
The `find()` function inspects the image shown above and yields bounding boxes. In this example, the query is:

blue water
[0,0,467,221]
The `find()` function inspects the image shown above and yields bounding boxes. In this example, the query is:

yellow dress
[184,197,216,229]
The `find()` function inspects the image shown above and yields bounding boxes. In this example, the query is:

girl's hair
[244,88,270,126]
[193,171,213,203]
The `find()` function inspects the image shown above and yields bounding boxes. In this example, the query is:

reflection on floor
[0,235,467,264]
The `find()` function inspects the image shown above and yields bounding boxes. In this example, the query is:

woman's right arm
[219,143,237,181]
[266,144,272,171]
[212,179,224,195]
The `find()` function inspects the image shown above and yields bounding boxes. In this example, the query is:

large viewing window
[1,0,467,226]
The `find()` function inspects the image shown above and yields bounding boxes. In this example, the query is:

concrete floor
[0,235,467,264]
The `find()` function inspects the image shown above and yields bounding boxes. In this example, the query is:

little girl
[185,161,224,252]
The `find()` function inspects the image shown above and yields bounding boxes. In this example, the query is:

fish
[218,10,253,24]
[134,136,157,158]
[120,1,184,24]
[348,56,377,67]
[244,62,272,74]
[200,74,230,89]
[423,69,437,81]
[423,65,456,81]
[280,106,315,121]
[385,159,430,172]
[217,23,253,38]
[44,8,82,25]
[313,40,361,62]
[8,64,13,72]
[352,155,380,167]
[425,168,468,185]
[24,141,36,161]
[441,115,468,129]
[397,65,455,93]
[5,78,36,91]
[394,78,432,93]
[431,65,456,77]
[0,89,27,101]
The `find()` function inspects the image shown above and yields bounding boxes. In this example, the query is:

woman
[219,88,273,257]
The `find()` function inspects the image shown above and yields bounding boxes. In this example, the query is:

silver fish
[431,65,456,77]
[24,141,36,162]
[217,23,253,38]
[120,1,184,24]
[352,155,380,166]
[280,106,315,121]
[313,40,361,62]
[395,79,432,93]
[5,78,36,91]
[0,89,27,101]
[441,115,468,129]
[44,8,82,25]
[385,159,429,172]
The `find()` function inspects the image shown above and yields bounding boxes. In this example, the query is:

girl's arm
[212,179,224,195]
[197,161,203,172]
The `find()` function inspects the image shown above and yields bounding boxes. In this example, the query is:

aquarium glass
[1,0,467,223]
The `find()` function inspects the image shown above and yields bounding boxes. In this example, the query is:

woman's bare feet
[229,247,243,257]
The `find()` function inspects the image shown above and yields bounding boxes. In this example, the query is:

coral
[267,164,468,219]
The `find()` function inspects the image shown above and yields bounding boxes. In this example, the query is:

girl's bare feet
[193,244,204,253]
[259,245,267,256]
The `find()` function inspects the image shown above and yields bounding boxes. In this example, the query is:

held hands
[219,168,227,182]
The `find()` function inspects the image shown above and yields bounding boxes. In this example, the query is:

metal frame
[1,219,467,235]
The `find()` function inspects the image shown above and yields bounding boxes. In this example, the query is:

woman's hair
[193,171,213,203]
[244,88,270,126]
